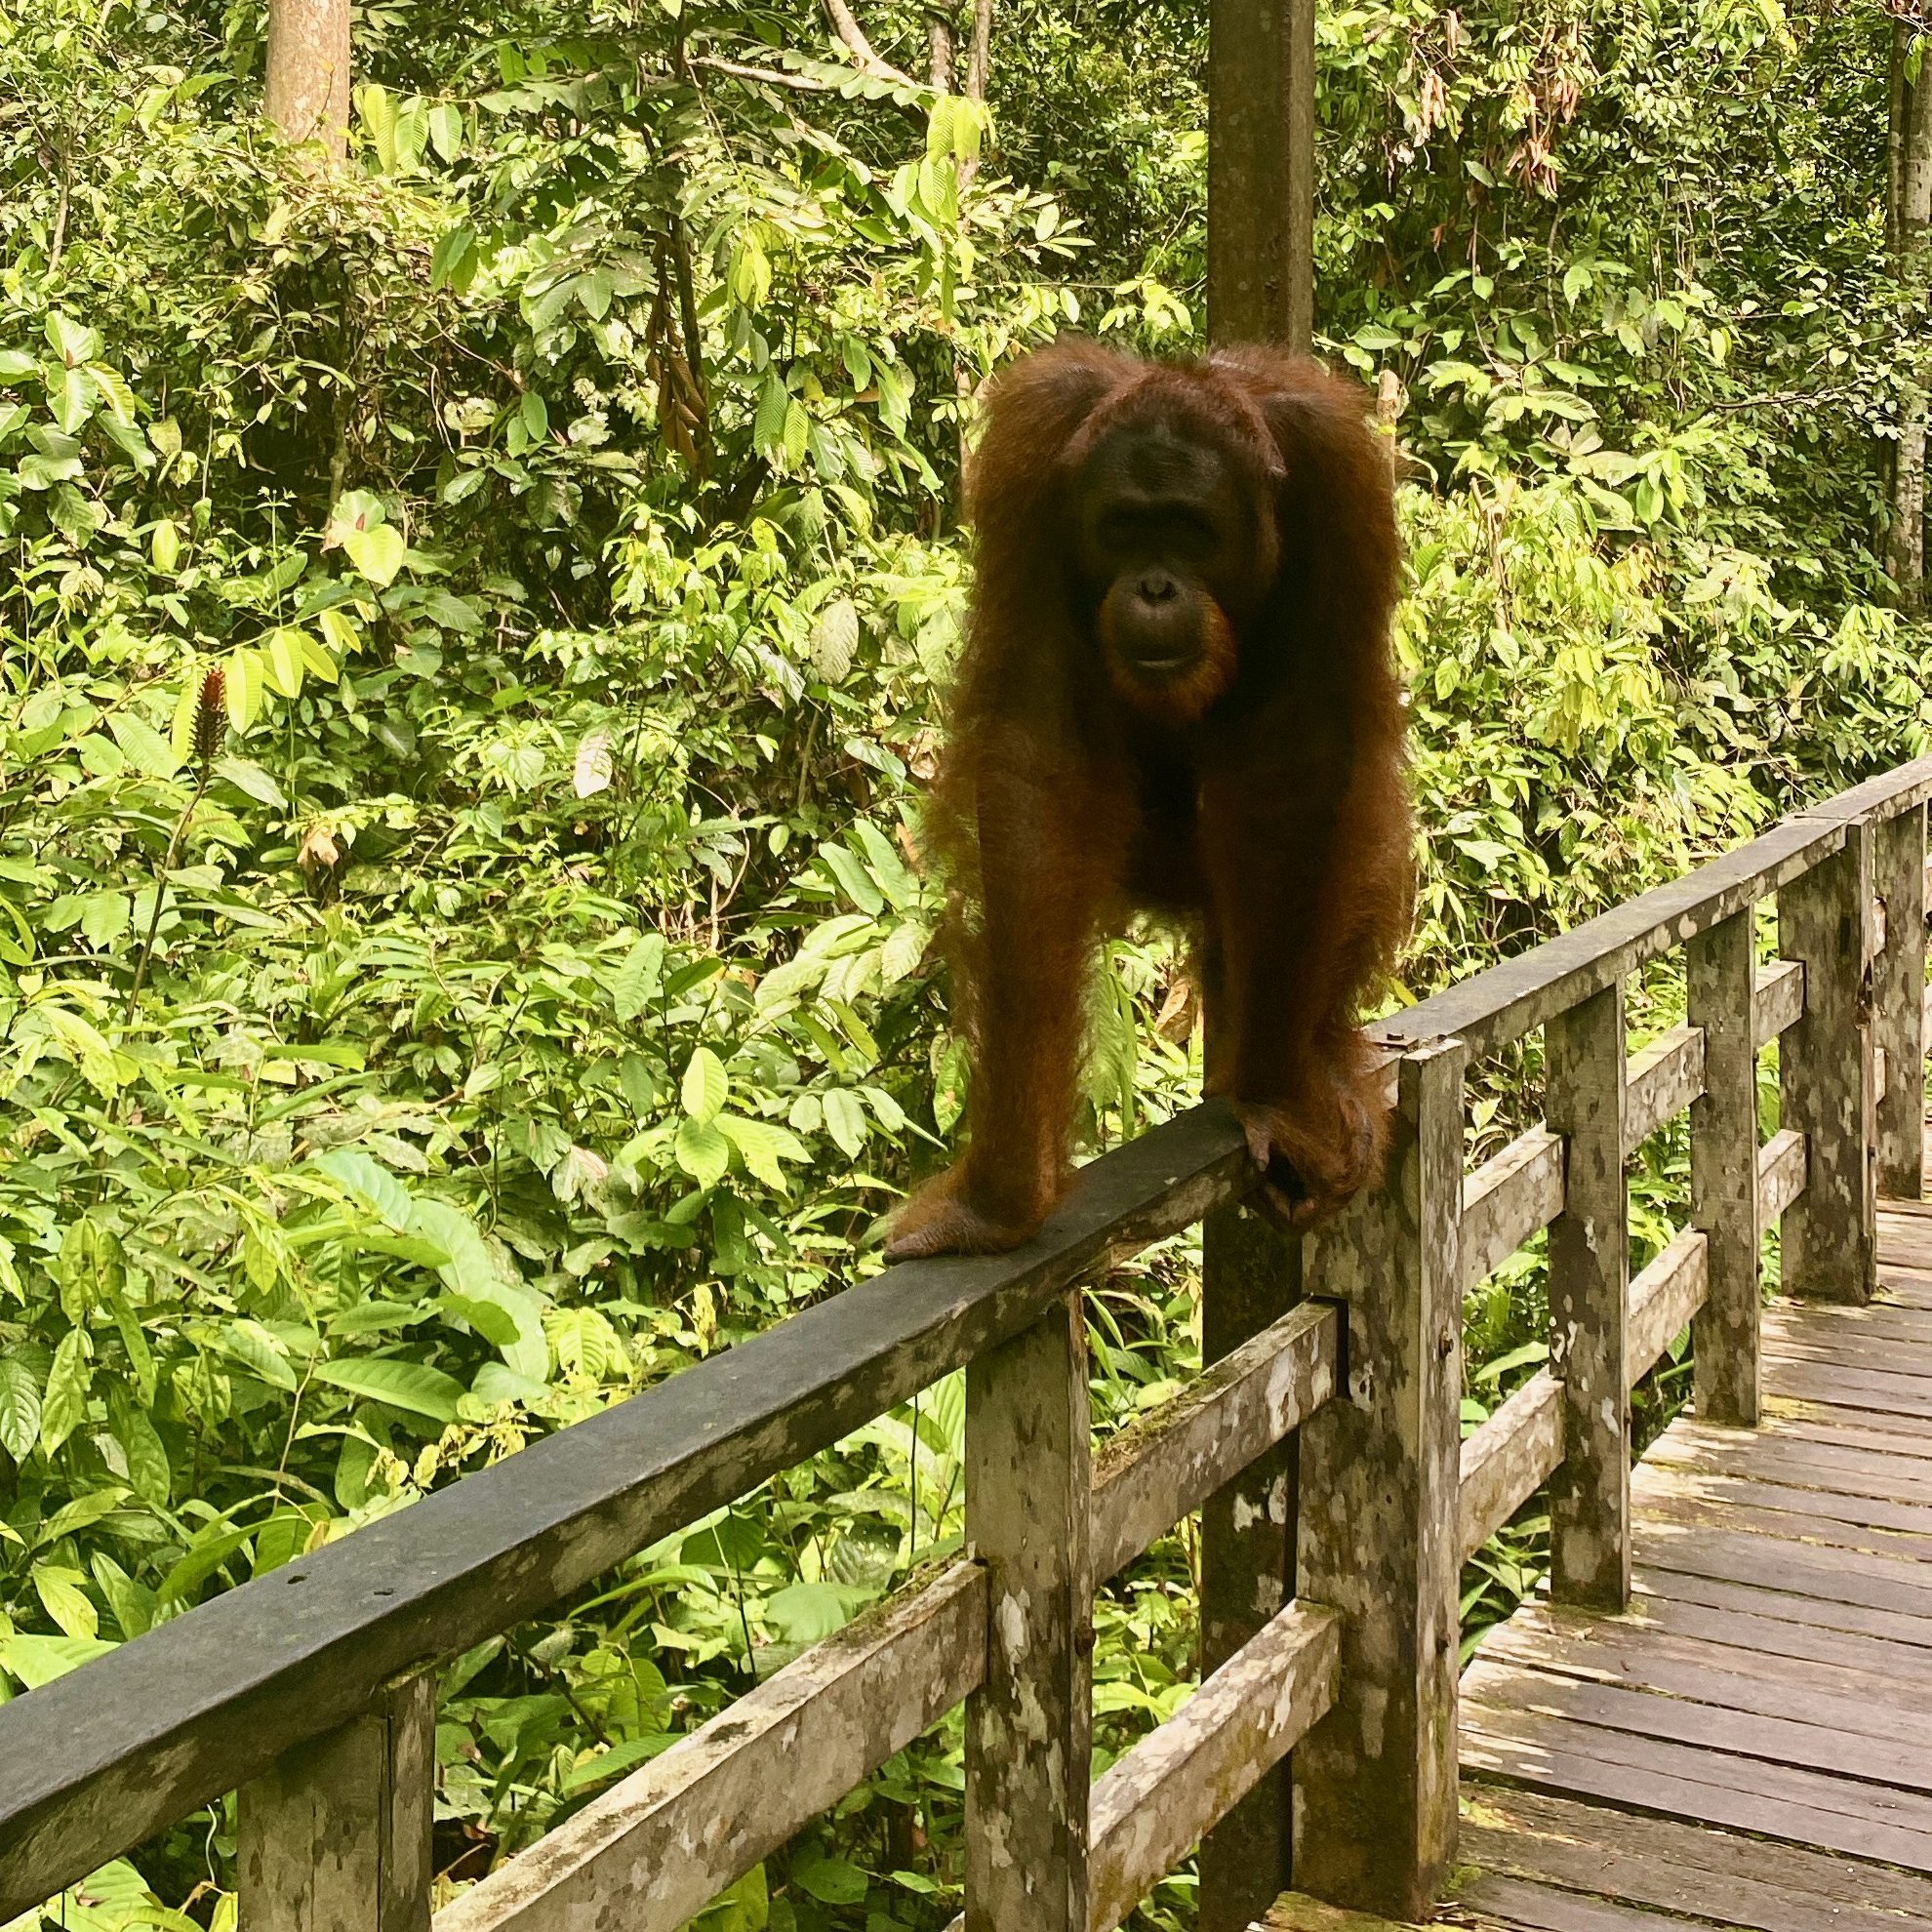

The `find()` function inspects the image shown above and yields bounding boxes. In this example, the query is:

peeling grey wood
[0,1101,1248,1920]
[435,1564,984,1932]
[1195,1207,1302,1931]
[1624,1025,1705,1149]
[1546,980,1631,1611]
[1758,1128,1808,1224]
[964,1295,1091,1932]
[1460,1127,1563,1289]
[1090,1301,1336,1586]
[1875,803,1927,1200]
[238,1671,434,1932]
[1779,825,1877,1303]
[1628,1229,1711,1389]
[1458,1371,1563,1564]
[1086,1604,1341,1932]
[1371,814,1847,1062]
[1294,1038,1465,1921]
[1690,909,1762,1426]
[1753,957,1805,1042]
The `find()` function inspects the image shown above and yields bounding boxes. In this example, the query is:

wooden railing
[3,757,1929,1932]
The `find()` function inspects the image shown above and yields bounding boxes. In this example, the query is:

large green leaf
[312,1357,465,1424]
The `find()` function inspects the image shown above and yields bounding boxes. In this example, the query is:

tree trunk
[964,0,992,101]
[928,9,954,92]
[1887,21,1932,615]
[264,0,350,161]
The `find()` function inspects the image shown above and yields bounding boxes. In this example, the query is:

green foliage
[2,0,1929,1926]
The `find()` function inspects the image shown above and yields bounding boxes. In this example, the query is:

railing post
[964,1293,1092,1932]
[1780,825,1877,1302]
[1294,1037,1465,1923]
[237,1672,436,1932]
[1545,981,1631,1610]
[1875,802,1927,1200]
[1197,1206,1300,1932]
[1688,911,1762,1427]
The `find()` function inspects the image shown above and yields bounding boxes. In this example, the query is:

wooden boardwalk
[1268,1187,1932,1932]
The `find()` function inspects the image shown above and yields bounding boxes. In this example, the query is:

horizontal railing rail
[3,753,1928,1932]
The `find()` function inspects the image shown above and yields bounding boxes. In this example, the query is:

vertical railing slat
[1196,1207,1301,1932]
[1688,909,1763,1426]
[1875,802,1927,1201]
[963,1293,1092,1932]
[1780,824,1877,1302]
[237,1671,436,1932]
[1545,980,1632,1610]
[1293,1037,1466,1923]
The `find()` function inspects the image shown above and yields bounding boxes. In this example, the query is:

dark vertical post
[1197,1206,1300,1931]
[238,1673,435,1932]
[1200,8,1315,1898]
[1689,911,1762,1427]
[1781,826,1877,1303]
[1875,803,1927,1200]
[964,1295,1092,1932]
[1546,981,1631,1610]
[1294,1038,1465,1923]
[1207,0,1316,353]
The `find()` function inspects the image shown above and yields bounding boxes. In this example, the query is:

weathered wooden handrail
[3,757,1928,1932]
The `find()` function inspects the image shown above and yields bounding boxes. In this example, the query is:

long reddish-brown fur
[887,339,1411,1259]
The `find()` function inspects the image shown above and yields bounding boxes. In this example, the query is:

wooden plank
[1195,1205,1305,1931]
[1091,1300,1336,1585]
[1623,1025,1703,1149]
[0,1099,1253,1922]
[1636,1565,1932,1658]
[434,1564,984,1932]
[1260,1897,1449,1932]
[1454,1874,1703,1932]
[1757,1128,1807,1225]
[1295,1040,1465,1921]
[1751,957,1805,1043]
[1547,982,1630,1610]
[1884,1271,1932,1310]
[1461,1127,1563,1288]
[1477,1603,1932,1729]
[1087,1604,1341,1932]
[1765,1356,1932,1421]
[1779,825,1877,1303]
[1875,803,1926,1201]
[1630,1573,1932,1684]
[239,1673,434,1932]
[1630,1457,1932,1542]
[1630,1468,1932,1565]
[1690,909,1762,1425]
[1462,1785,1932,1932]
[1459,1373,1563,1565]
[965,1297,1091,1932]
[1763,1330,1932,1384]
[1752,1408,1932,1462]
[1460,1703,1932,1872]
[1463,1655,1932,1794]
[1626,1230,1708,1389]
[1647,1418,1932,1501]
[1370,811,1849,1063]
[1632,1528,1932,1627]
[1764,1301,1932,1348]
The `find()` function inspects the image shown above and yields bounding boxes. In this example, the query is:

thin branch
[691,54,839,92]
[821,0,917,85]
